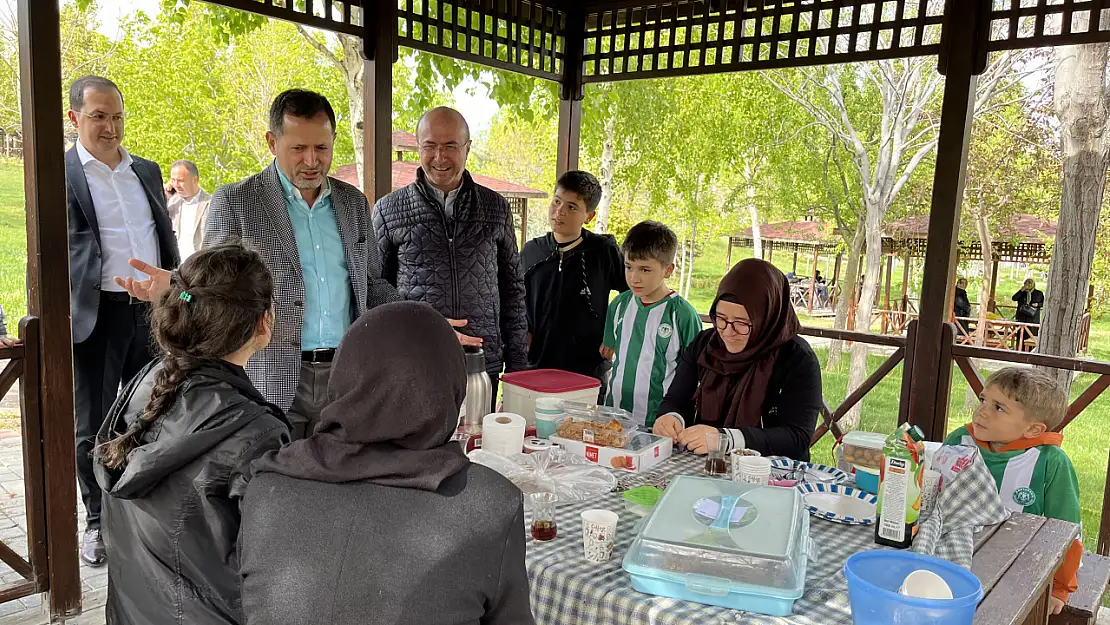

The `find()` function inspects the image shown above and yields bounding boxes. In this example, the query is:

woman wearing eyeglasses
[653,258,822,461]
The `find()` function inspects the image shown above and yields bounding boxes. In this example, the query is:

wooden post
[905,0,984,442]
[792,245,799,273]
[726,238,734,268]
[901,250,911,311]
[556,8,585,177]
[808,245,819,313]
[520,199,528,243]
[362,1,395,203]
[883,254,894,333]
[18,0,81,616]
[768,245,774,263]
[988,257,1000,312]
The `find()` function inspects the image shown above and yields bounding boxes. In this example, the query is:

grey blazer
[65,147,180,344]
[203,162,399,410]
[168,188,213,253]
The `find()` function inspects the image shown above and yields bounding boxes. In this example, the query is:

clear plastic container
[552,403,638,448]
[622,475,810,616]
[838,431,887,471]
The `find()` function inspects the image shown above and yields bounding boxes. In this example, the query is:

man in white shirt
[165,159,212,259]
[64,76,179,566]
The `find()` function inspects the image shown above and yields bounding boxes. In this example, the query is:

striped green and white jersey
[602,290,702,426]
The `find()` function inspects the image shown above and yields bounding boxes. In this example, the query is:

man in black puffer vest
[373,107,528,399]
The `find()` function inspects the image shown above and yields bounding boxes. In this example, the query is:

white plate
[796,483,878,526]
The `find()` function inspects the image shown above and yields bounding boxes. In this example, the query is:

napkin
[911,444,1010,568]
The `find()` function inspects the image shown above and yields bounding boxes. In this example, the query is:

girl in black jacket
[654,259,822,461]
[94,243,289,625]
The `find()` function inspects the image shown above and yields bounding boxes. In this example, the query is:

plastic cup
[581,509,619,563]
[899,569,954,599]
[534,397,564,439]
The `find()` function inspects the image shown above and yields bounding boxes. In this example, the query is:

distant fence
[0,131,21,159]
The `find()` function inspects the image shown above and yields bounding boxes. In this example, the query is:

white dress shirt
[76,141,160,291]
[177,193,202,260]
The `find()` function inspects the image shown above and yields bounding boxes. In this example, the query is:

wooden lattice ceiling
[200,1,1110,83]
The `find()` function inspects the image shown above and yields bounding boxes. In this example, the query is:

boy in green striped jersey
[600,222,702,426]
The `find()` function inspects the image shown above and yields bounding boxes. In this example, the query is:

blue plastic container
[623,476,809,616]
[845,551,982,625]
[853,466,880,494]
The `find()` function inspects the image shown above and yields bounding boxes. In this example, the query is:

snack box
[549,431,673,473]
[552,403,639,449]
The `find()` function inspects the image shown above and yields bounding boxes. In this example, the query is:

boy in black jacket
[522,171,627,388]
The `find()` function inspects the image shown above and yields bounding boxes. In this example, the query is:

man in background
[165,159,211,260]
[64,75,179,566]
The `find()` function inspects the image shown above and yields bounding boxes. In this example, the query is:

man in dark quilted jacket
[373,107,529,400]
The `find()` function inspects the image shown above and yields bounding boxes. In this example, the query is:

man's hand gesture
[114,259,171,302]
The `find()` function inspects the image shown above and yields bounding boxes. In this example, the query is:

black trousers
[72,295,155,531]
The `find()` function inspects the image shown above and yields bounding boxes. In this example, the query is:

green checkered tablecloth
[524,452,875,625]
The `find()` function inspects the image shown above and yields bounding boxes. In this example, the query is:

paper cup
[732,455,772,485]
[581,509,619,563]
[898,569,954,599]
[921,469,942,518]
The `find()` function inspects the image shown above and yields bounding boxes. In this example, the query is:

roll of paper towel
[482,412,527,457]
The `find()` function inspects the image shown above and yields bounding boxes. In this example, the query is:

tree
[768,51,1031,429]
[1041,32,1110,393]
[0,0,118,134]
[159,0,549,188]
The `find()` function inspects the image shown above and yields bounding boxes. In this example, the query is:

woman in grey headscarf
[239,301,534,625]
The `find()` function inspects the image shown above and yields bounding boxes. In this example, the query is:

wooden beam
[726,238,733,268]
[901,249,911,311]
[18,318,47,591]
[906,0,982,442]
[954,354,985,397]
[363,2,396,204]
[557,6,585,176]
[791,246,798,273]
[1058,373,1110,432]
[18,0,80,617]
[989,257,1000,312]
[807,244,818,313]
[831,348,906,423]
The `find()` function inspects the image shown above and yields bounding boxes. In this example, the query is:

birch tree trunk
[595,112,616,234]
[1041,37,1110,394]
[743,163,762,259]
[829,224,865,368]
[843,203,883,430]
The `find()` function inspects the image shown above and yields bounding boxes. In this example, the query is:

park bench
[1050,552,1110,625]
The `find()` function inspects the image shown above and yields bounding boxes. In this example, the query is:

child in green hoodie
[945,367,1081,615]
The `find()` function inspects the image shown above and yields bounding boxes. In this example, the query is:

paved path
[0,432,107,624]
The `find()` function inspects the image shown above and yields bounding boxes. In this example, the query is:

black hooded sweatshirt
[94,359,289,625]
[522,229,627,378]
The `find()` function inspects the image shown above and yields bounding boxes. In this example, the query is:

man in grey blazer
[65,75,180,566]
[203,89,399,439]
[165,159,212,260]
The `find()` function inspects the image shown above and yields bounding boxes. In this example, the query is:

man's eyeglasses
[77,111,126,124]
[420,141,468,155]
[714,315,752,336]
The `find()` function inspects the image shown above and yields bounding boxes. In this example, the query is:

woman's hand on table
[652,414,684,442]
[677,425,719,455]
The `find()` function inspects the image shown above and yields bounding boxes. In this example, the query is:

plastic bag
[467,447,617,507]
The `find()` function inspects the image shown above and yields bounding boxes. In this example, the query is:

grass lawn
[1,157,1108,552]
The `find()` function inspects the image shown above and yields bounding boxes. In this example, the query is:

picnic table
[524,453,1079,625]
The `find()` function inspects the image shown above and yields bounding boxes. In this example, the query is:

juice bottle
[875,423,925,549]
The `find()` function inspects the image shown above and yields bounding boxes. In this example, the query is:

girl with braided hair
[94,242,289,625]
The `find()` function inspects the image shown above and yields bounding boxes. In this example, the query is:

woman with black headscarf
[654,259,822,461]
[239,301,534,625]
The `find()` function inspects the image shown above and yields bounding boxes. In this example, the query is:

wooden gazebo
[15,0,1110,618]
[729,220,844,313]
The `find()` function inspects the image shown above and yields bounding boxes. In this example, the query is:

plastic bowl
[845,551,982,625]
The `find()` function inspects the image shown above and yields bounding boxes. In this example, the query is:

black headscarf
[696,259,801,428]
[252,301,469,491]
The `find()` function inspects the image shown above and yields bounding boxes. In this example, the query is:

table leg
[1019,585,1052,625]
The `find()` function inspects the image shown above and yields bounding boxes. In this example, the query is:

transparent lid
[841,431,887,450]
[625,476,808,592]
[840,431,888,470]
